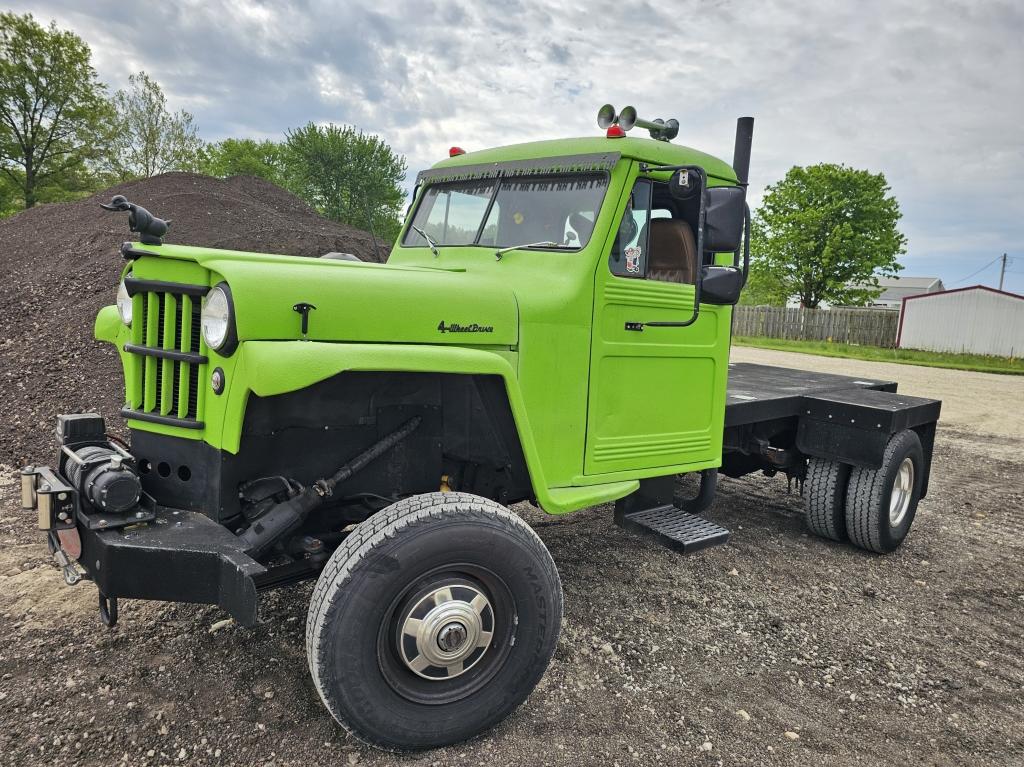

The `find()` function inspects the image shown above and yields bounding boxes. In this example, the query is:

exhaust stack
[732,117,754,185]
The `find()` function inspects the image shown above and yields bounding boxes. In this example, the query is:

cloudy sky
[13,0,1024,292]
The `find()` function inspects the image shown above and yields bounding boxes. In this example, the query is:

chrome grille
[122,278,209,430]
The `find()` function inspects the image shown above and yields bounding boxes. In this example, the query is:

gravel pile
[0,172,384,465]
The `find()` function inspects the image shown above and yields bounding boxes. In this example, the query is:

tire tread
[305,492,561,749]
[845,430,921,553]
[805,458,850,541]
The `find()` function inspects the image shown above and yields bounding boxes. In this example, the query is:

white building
[897,285,1024,357]
[869,276,945,309]
[786,275,946,310]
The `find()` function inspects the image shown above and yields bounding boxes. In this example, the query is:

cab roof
[429,136,738,183]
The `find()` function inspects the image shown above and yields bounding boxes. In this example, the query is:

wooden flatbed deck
[724,363,897,427]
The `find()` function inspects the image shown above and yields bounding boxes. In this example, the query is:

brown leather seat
[645,219,697,284]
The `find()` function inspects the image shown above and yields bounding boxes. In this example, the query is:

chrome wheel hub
[889,457,915,527]
[398,583,494,680]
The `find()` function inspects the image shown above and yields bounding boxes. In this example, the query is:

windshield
[403,173,609,250]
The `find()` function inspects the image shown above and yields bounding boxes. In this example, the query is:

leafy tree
[107,71,204,179]
[738,259,790,306]
[0,12,113,208]
[0,172,16,217]
[284,123,406,243]
[750,164,906,308]
[200,138,285,184]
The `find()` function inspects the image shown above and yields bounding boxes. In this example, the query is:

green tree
[0,172,16,217]
[106,71,204,179]
[0,12,113,208]
[284,122,406,243]
[738,259,790,306]
[200,138,285,184]
[750,164,906,308]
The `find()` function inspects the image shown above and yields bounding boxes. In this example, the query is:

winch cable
[237,416,422,559]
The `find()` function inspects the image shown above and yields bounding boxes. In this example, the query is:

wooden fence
[733,306,899,348]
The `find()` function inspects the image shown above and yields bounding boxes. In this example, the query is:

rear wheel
[306,492,563,750]
[845,430,924,553]
[804,458,851,541]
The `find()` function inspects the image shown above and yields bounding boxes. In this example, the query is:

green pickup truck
[21,107,940,749]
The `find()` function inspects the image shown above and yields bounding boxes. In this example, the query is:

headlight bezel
[116,279,133,325]
[201,282,238,355]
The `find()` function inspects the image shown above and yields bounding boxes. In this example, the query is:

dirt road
[1,350,1022,766]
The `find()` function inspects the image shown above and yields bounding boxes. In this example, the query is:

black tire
[805,458,851,541]
[306,492,563,750]
[845,430,924,553]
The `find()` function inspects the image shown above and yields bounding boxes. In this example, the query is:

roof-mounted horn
[595,105,679,142]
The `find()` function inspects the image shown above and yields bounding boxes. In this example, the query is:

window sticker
[624,245,642,273]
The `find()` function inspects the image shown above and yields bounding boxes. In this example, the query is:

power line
[947,255,1003,286]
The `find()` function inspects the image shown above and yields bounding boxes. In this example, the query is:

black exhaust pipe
[732,116,754,186]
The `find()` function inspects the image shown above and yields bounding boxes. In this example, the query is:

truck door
[584,177,728,477]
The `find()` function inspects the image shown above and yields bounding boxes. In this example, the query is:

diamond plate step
[616,504,730,554]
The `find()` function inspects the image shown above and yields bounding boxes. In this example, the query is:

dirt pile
[0,172,385,465]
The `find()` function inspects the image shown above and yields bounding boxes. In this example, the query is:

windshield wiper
[494,241,567,261]
[411,225,440,257]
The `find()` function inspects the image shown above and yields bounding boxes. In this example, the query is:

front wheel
[306,492,563,750]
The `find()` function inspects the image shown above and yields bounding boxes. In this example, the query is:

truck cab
[389,132,748,499]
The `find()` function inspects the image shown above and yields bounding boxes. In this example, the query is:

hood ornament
[100,195,171,245]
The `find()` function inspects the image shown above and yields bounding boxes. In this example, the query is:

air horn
[597,104,679,142]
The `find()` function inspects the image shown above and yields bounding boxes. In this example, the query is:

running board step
[615,504,730,554]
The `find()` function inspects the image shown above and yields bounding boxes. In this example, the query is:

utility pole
[999,253,1007,291]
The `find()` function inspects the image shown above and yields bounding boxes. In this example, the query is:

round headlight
[116,280,133,325]
[201,284,235,352]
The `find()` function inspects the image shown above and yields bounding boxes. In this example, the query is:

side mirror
[700,266,744,305]
[704,186,745,252]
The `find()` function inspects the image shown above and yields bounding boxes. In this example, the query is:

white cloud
[10,0,1024,291]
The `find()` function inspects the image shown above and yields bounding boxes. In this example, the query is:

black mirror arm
[624,166,707,332]
[738,201,751,286]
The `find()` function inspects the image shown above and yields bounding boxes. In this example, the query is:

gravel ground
[1,351,1022,766]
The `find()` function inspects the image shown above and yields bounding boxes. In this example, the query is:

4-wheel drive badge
[437,321,494,334]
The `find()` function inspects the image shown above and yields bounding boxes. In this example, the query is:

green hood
[130,244,519,346]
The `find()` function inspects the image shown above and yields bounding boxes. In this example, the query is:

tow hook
[54,548,82,586]
[48,532,84,586]
[99,593,119,628]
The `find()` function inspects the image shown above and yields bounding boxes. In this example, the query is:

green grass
[732,336,1024,375]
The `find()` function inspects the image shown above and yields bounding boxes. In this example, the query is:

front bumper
[22,465,266,626]
[81,506,265,625]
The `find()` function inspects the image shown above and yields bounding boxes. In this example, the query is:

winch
[63,443,141,514]
[53,414,142,516]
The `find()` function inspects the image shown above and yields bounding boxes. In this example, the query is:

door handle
[624,320,695,331]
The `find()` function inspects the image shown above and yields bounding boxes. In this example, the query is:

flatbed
[716,362,939,491]
[724,362,895,426]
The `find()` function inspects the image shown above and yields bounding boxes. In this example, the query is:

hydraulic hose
[238,416,422,559]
